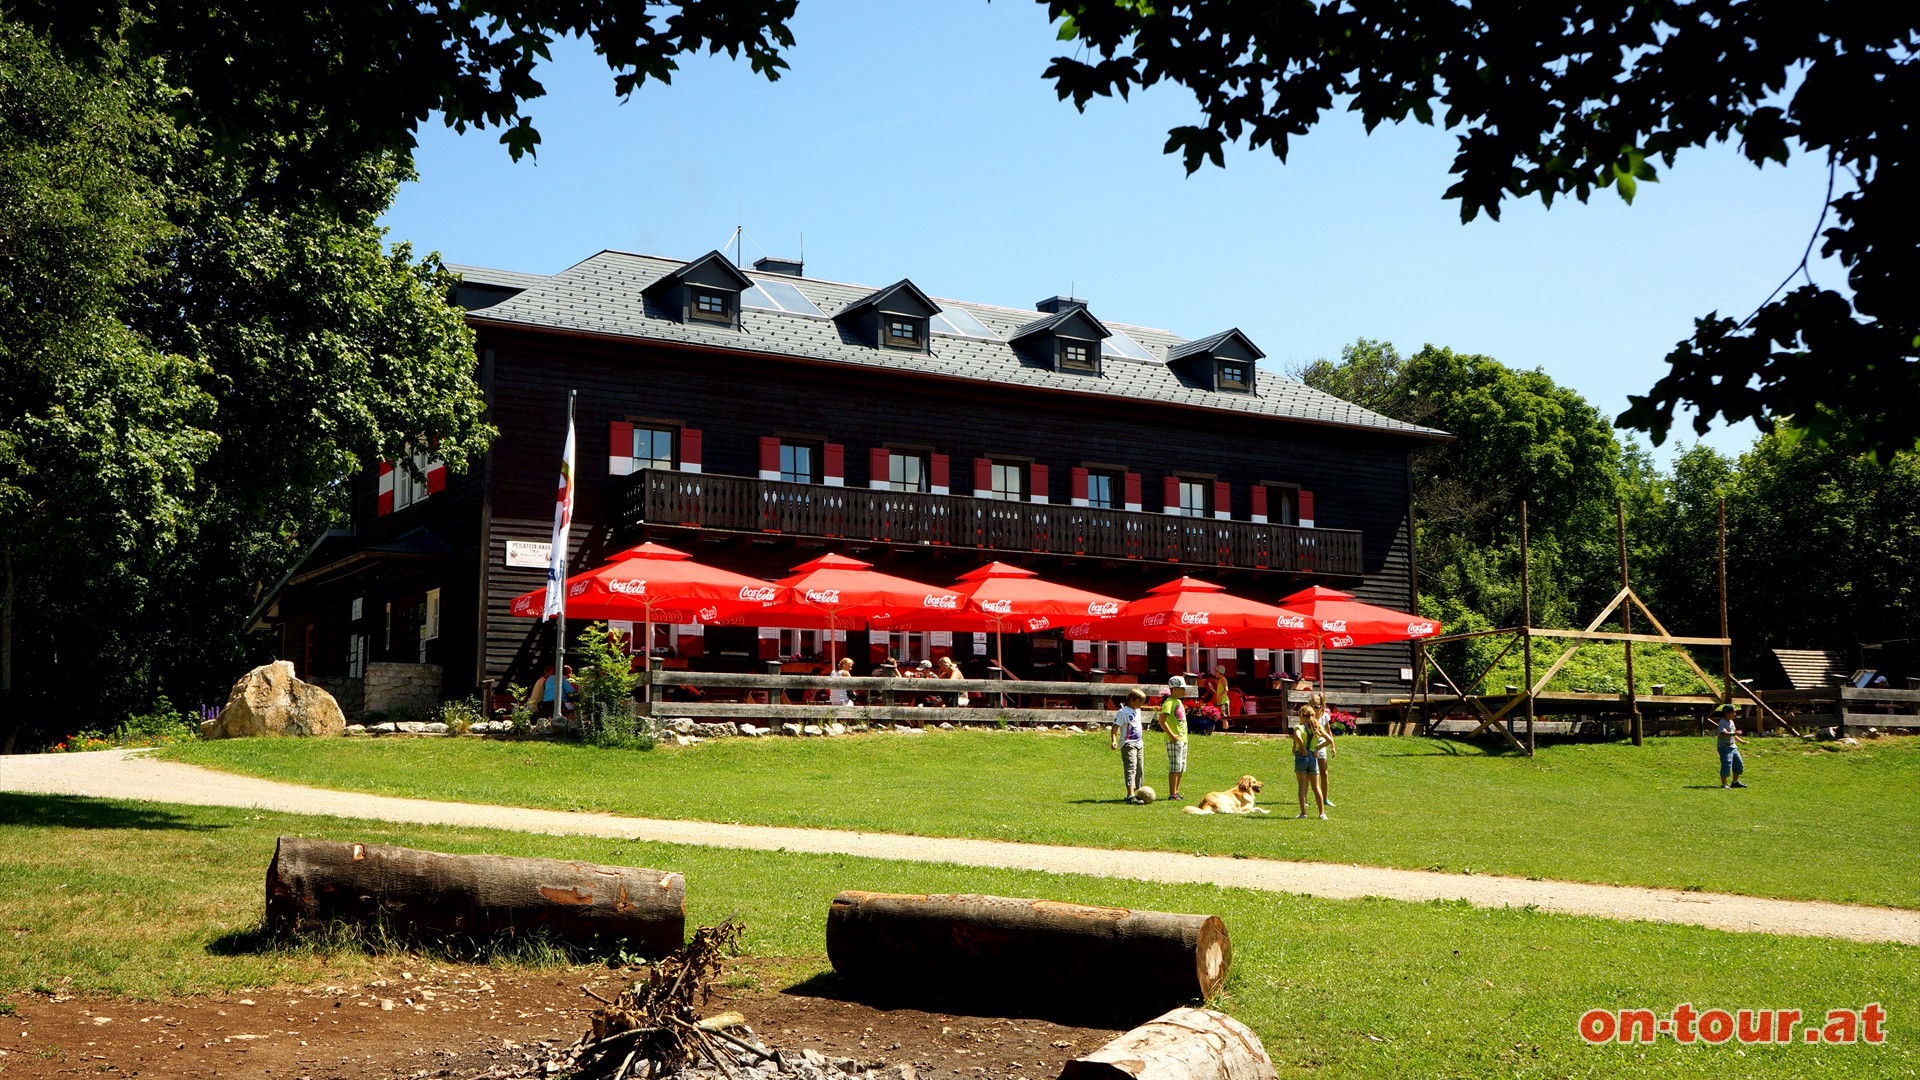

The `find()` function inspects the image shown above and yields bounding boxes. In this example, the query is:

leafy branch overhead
[1045,1,1918,459]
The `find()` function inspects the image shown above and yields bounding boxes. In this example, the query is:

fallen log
[1060,1007,1278,1080]
[265,837,684,953]
[826,891,1229,1013]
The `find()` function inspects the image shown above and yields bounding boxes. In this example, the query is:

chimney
[754,255,804,277]
[1035,295,1086,314]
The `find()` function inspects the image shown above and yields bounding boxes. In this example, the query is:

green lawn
[1,793,1912,1078]
[162,730,1920,908]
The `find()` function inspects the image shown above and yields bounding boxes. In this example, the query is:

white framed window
[1174,479,1209,518]
[392,449,438,510]
[419,588,442,662]
[632,426,675,471]
[884,631,931,664]
[347,633,368,678]
[779,442,818,484]
[1086,471,1120,510]
[990,462,1025,501]
[1085,640,1126,670]
[888,451,929,493]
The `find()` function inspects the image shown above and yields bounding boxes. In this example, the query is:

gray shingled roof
[444,263,550,292]
[468,250,1449,440]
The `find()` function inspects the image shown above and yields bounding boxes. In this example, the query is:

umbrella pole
[996,626,1006,709]
[642,611,654,706]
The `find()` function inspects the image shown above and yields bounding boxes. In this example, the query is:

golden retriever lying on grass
[1182,775,1268,815]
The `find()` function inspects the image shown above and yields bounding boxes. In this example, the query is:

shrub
[388,701,430,726]
[439,696,484,735]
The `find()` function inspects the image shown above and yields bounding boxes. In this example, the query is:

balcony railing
[622,469,1362,575]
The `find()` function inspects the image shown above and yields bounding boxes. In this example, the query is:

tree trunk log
[826,891,1229,1011]
[1060,1007,1278,1080]
[265,837,684,953]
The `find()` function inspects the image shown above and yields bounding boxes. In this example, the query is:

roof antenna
[735,199,744,266]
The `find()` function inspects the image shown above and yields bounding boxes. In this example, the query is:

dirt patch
[0,962,1121,1079]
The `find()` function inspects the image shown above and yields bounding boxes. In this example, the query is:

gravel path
[7,749,1917,946]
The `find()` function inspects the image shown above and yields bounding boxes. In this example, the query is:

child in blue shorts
[1291,704,1327,819]
[1715,703,1748,788]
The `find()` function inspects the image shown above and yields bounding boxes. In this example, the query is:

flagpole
[547,391,577,726]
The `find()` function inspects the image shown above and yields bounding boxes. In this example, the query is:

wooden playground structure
[1403,500,1803,755]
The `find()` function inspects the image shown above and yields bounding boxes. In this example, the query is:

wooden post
[826,891,1229,1013]
[1719,499,1748,730]
[266,838,685,953]
[1618,500,1641,745]
[1061,1008,1279,1080]
[1520,501,1535,756]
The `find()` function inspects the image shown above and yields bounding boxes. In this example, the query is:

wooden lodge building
[249,249,1449,714]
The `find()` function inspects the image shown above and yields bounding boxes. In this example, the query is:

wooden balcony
[622,469,1362,576]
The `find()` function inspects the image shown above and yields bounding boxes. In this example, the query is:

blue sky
[381,1,1841,463]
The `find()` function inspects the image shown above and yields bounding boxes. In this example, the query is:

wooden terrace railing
[623,469,1363,574]
[634,668,1134,727]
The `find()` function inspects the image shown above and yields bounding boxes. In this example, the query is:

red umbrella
[508,543,784,624]
[767,553,963,663]
[1065,576,1316,668]
[885,561,1128,698]
[1268,585,1440,649]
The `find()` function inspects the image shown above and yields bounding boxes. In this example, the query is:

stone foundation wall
[363,662,443,716]
[310,675,365,718]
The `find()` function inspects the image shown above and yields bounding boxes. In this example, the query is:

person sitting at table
[828,656,857,705]
[935,655,969,707]
[525,664,577,722]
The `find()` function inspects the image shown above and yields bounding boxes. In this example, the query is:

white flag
[541,413,576,619]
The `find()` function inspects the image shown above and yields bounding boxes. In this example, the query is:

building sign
[505,540,553,568]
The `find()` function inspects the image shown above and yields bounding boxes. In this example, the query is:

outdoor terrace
[621,468,1363,575]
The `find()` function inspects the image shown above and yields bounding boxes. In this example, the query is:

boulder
[203,661,346,739]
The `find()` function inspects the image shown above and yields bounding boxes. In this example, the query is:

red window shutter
[1029,463,1048,502]
[973,457,992,494]
[1126,649,1148,674]
[609,421,634,474]
[869,640,891,665]
[1070,468,1089,502]
[426,462,448,494]
[678,634,704,659]
[759,436,781,475]
[679,427,702,469]
[758,635,780,660]
[1163,476,1181,512]
[1249,485,1268,519]
[823,442,845,481]
[1124,472,1142,507]
[869,446,890,485]
[1254,655,1271,680]
[1214,481,1231,517]
[930,454,949,491]
[1298,490,1316,522]
[376,460,394,516]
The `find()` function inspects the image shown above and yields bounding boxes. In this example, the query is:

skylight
[742,279,826,317]
[929,305,1001,341]
[1101,329,1158,362]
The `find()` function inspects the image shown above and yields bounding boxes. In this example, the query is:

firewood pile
[482,920,916,1080]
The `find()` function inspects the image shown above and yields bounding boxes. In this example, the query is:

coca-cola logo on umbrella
[699,607,718,621]
[608,579,648,596]
[805,589,842,605]
[1144,612,1170,627]
[924,594,960,609]
[1322,619,1349,632]
[1025,617,1051,631]
[980,599,1014,614]
[569,581,591,596]
[1086,601,1120,616]
[1276,613,1307,629]
[737,585,779,602]
[1326,634,1355,648]
[1408,621,1436,635]
[1179,612,1211,625]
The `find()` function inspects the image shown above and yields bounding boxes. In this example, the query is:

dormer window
[1061,341,1096,372]
[835,279,940,355]
[1219,361,1252,391]
[1012,303,1111,374]
[886,317,924,349]
[692,289,734,323]
[641,250,753,330]
[1167,328,1264,392]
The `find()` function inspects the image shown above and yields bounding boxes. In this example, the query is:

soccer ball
[1135,786,1157,804]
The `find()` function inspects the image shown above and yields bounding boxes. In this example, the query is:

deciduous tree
[1046,2,1918,459]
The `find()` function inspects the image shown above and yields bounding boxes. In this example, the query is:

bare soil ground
[0,961,1121,1080]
